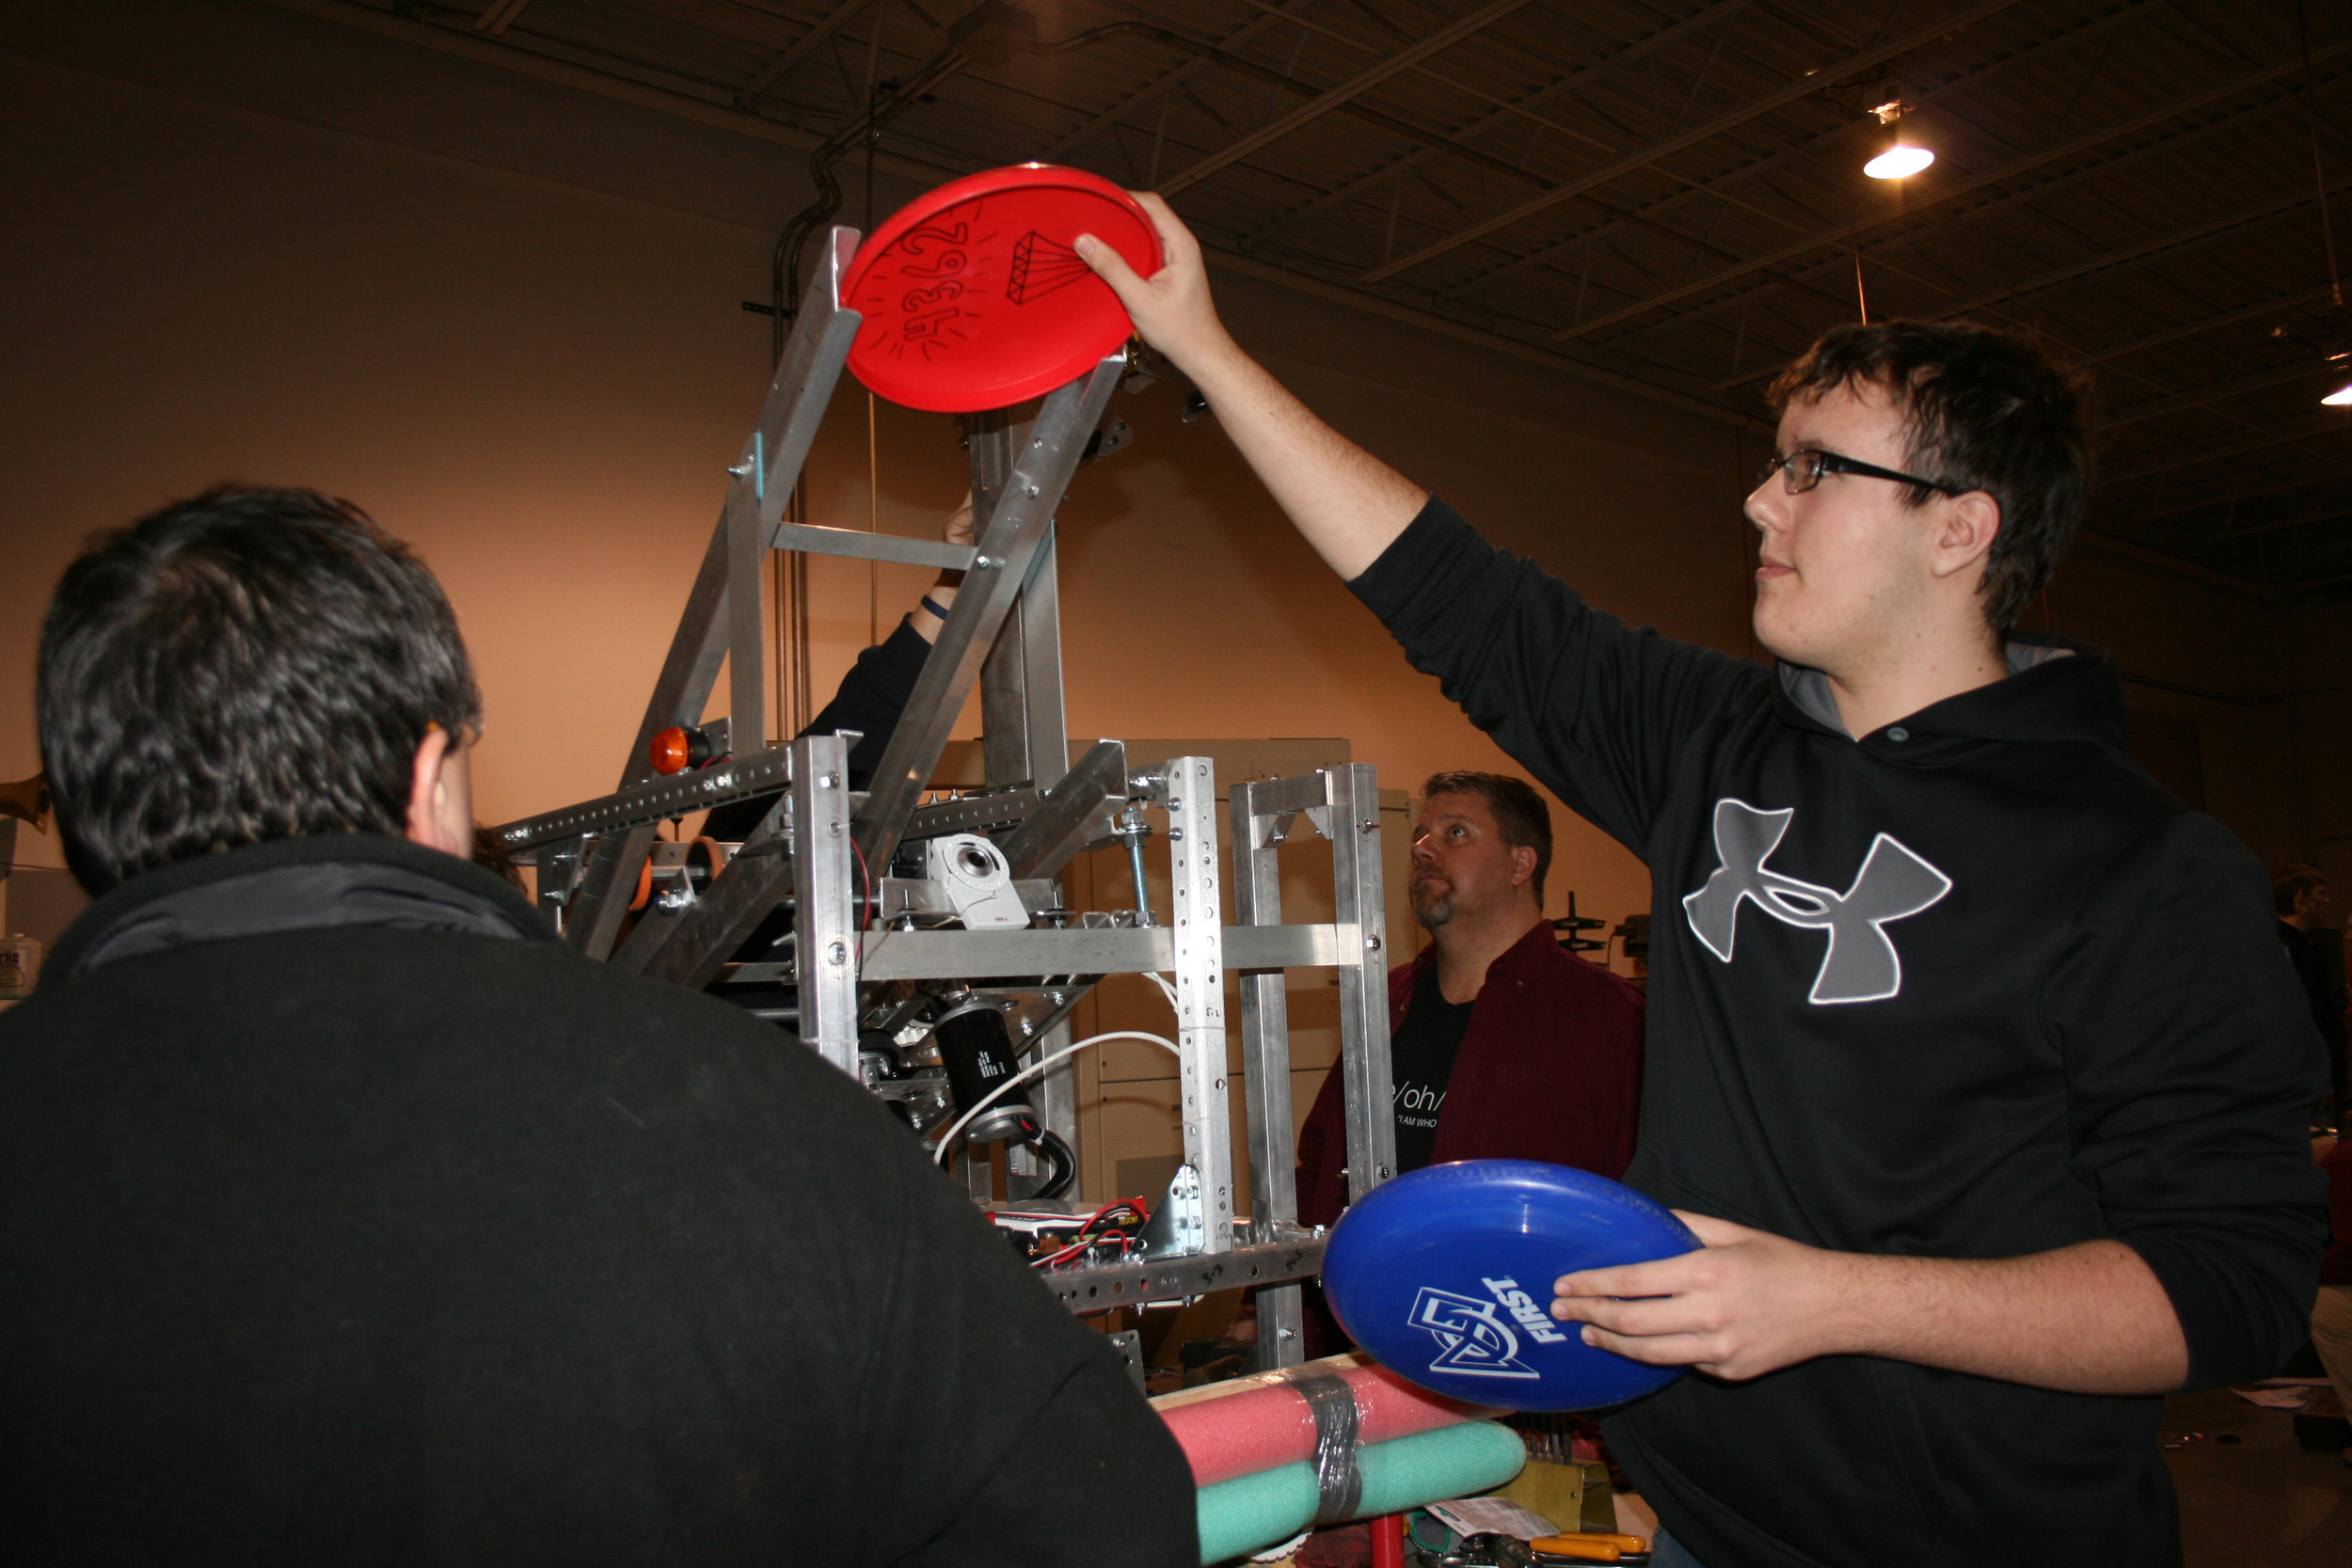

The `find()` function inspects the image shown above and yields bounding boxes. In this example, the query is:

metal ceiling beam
[1357,0,2026,284]
[2076,285,2342,365]
[473,0,532,36]
[1921,176,2352,324]
[1033,19,1580,217]
[1556,42,2352,344]
[2109,455,2352,519]
[737,0,882,107]
[1246,0,1754,245]
[2105,359,2352,429]
[2101,415,2352,485]
[1160,0,1536,196]
[1435,0,2164,309]
[2212,502,2352,542]
[1039,0,1323,162]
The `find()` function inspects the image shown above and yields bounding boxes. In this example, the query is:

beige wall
[3,0,2328,948]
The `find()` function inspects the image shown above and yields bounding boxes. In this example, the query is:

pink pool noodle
[1156,1359,1502,1487]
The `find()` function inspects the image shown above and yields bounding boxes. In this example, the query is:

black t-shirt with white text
[1391,962,1474,1171]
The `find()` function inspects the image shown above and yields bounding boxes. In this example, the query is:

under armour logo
[1409,1288,1537,1380]
[1681,799,1951,1005]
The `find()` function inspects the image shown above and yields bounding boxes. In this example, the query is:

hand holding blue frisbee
[1321,1159,1702,1412]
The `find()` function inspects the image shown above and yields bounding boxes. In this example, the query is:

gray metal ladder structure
[490,224,1398,1367]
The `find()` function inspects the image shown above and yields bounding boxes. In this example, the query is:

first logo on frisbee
[1320,1160,1701,1412]
[840,165,1162,414]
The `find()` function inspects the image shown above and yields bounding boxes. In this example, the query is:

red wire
[848,833,873,957]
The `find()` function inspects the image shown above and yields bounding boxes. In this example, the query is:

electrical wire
[849,833,874,959]
[930,1030,1180,1168]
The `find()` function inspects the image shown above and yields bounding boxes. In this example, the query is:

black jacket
[0,833,1193,1566]
[1353,499,2326,1568]
[704,614,932,843]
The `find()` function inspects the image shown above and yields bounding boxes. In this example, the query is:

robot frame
[492,228,1399,1370]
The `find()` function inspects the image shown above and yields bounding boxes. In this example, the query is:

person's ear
[405,724,468,856]
[1929,490,2002,583]
[1511,844,1538,888]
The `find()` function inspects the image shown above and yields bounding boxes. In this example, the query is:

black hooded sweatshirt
[0,832,1193,1567]
[1352,499,2326,1568]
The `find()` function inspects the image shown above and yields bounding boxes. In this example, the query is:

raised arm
[1078,194,1426,580]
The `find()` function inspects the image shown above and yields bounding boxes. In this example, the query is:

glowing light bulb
[1866,143,1935,180]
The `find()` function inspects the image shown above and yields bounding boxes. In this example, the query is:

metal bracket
[1138,1163,1206,1259]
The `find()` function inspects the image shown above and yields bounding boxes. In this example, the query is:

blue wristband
[921,594,953,620]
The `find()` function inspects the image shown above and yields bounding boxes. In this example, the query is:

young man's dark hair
[2274,862,2328,918]
[1422,769,1552,903]
[37,485,480,895]
[1768,319,2092,634]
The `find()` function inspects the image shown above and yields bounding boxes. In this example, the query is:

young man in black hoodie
[0,486,1194,1566]
[1078,200,2326,1566]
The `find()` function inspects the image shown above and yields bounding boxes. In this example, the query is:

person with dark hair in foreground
[1294,771,1642,1227]
[1079,198,2326,1567]
[0,486,1193,1566]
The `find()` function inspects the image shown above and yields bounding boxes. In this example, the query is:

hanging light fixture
[1864,95,1933,181]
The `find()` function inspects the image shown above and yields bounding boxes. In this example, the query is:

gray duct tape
[1286,1371,1363,1526]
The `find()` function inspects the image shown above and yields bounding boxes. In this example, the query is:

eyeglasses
[1757,447,1960,497]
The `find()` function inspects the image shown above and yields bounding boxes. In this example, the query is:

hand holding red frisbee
[840,164,1162,413]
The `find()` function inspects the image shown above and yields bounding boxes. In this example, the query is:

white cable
[1144,971,1180,1010]
[930,1029,1181,1167]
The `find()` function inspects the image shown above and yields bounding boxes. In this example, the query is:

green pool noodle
[1194,1418,1527,1565]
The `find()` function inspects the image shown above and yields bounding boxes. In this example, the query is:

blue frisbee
[1321,1159,1700,1412]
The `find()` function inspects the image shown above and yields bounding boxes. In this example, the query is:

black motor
[930,1001,1073,1199]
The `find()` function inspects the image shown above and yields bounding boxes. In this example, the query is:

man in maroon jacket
[1295,772,1645,1227]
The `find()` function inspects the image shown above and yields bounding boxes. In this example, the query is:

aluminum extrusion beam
[563,227,861,958]
[1037,1234,1326,1314]
[631,799,797,989]
[1330,763,1394,1204]
[996,739,1129,880]
[1232,772,1310,1366]
[1163,756,1234,1253]
[792,734,859,1077]
[769,522,977,571]
[807,922,1355,982]
[619,227,861,784]
[494,743,800,851]
[851,356,1124,878]
[970,409,1073,797]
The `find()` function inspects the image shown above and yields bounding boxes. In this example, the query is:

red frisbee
[840,164,1161,413]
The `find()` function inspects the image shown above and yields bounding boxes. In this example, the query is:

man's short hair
[2273,863,2328,917]
[1769,320,2092,634]
[38,485,480,895]
[1422,771,1552,904]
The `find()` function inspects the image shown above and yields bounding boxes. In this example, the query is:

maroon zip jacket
[1294,918,1645,1227]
